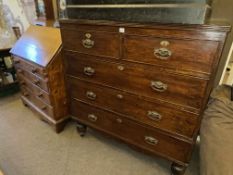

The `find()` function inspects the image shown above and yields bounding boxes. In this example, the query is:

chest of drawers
[60,19,229,175]
[10,26,68,133]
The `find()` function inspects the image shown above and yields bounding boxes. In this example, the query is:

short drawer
[17,68,49,92]
[124,35,219,76]
[19,75,51,105]
[67,77,198,138]
[13,56,47,78]
[61,28,120,58]
[21,87,54,118]
[65,52,207,111]
[71,99,192,163]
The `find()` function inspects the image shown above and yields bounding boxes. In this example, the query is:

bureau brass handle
[147,111,162,121]
[83,67,95,76]
[117,65,124,71]
[116,94,124,99]
[151,81,167,92]
[144,136,158,146]
[41,106,47,110]
[34,80,40,85]
[82,33,94,49]
[88,114,98,122]
[37,92,43,98]
[116,118,122,123]
[14,60,20,64]
[23,92,29,97]
[86,91,96,100]
[32,68,37,73]
[154,48,172,60]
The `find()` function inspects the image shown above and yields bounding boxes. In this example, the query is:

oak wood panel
[65,51,207,111]
[21,86,54,118]
[61,28,120,58]
[70,99,192,163]
[14,55,47,79]
[10,26,62,67]
[67,77,199,139]
[17,68,49,92]
[123,35,219,76]
[18,75,51,105]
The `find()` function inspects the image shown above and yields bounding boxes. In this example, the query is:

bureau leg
[54,120,68,134]
[171,163,186,175]
[76,122,87,137]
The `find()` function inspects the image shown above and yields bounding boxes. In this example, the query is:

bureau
[60,19,229,175]
[10,26,68,133]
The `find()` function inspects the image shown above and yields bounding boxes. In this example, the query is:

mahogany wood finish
[10,26,68,133]
[60,19,230,175]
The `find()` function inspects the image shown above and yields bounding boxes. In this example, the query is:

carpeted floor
[0,94,200,175]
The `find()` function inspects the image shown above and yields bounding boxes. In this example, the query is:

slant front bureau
[10,26,68,133]
[60,19,229,175]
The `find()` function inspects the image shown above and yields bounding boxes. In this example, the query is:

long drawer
[21,87,54,118]
[65,51,207,111]
[61,28,120,58]
[14,56,47,79]
[18,75,51,105]
[123,35,219,75]
[67,77,198,138]
[70,99,192,163]
[16,68,49,92]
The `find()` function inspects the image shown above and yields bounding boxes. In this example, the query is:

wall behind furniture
[210,0,233,85]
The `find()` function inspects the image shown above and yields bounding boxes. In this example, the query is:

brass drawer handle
[154,48,172,60]
[147,111,162,121]
[86,91,96,100]
[117,65,124,71]
[34,80,40,85]
[32,68,37,73]
[82,33,94,49]
[41,106,47,110]
[83,67,95,76]
[88,114,98,122]
[37,92,43,98]
[151,81,167,92]
[144,136,158,146]
[116,94,124,99]
[116,118,122,123]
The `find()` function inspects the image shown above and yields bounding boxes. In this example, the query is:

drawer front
[21,87,54,118]
[67,77,198,138]
[71,99,192,163]
[65,52,207,110]
[14,56,47,78]
[61,28,120,58]
[124,36,219,75]
[18,75,51,105]
[16,68,49,92]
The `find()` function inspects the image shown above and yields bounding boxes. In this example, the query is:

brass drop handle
[144,136,158,146]
[86,91,96,100]
[88,114,98,122]
[116,94,124,99]
[37,92,43,98]
[32,68,37,73]
[14,60,20,64]
[23,92,29,97]
[151,81,167,92]
[147,111,162,121]
[82,33,94,49]
[83,67,95,76]
[34,79,40,85]
[154,48,172,60]
[41,106,47,110]
[116,118,122,123]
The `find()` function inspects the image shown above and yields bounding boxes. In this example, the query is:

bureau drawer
[19,75,51,105]
[124,35,219,76]
[21,87,54,118]
[61,28,120,58]
[67,77,198,138]
[17,68,49,92]
[65,52,207,110]
[71,99,192,163]
[13,56,47,78]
